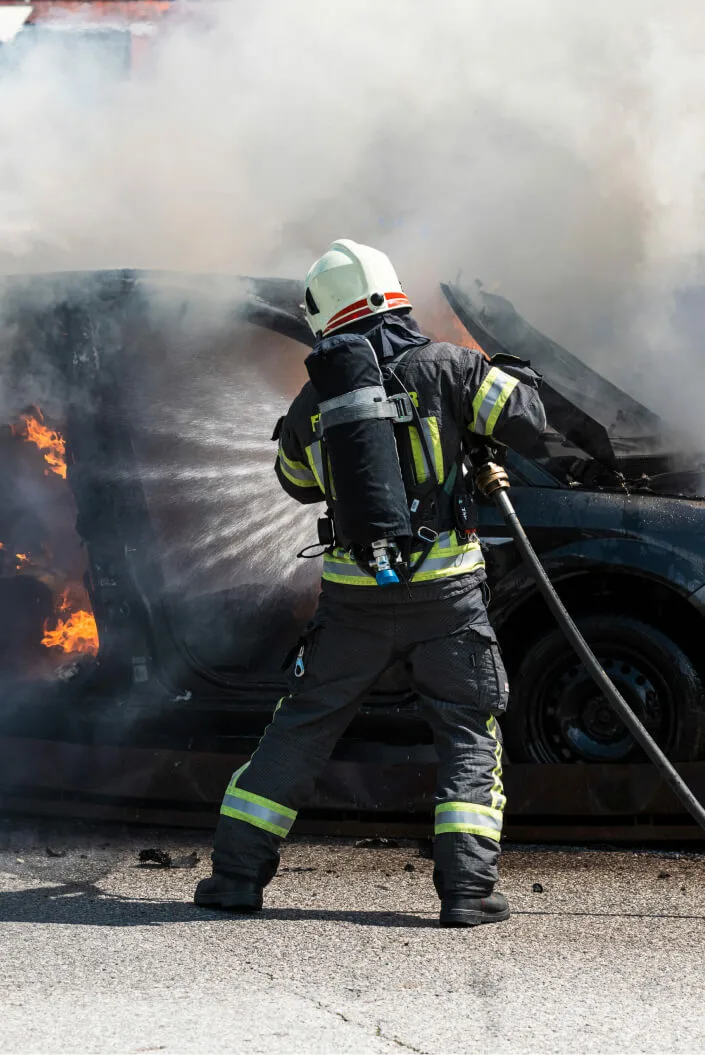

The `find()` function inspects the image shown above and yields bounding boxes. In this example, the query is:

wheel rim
[525,639,675,763]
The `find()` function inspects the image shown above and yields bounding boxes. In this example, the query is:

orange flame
[15,552,29,570]
[20,410,67,479]
[420,295,490,359]
[42,589,99,656]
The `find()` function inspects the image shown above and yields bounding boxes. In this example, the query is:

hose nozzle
[475,461,510,497]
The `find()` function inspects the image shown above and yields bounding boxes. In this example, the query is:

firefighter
[195,240,547,927]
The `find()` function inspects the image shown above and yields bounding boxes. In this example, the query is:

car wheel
[503,615,705,762]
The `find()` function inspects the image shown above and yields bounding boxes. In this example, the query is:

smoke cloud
[2,1,705,416]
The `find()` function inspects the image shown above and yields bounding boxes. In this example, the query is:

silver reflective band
[221,793,295,836]
[278,447,317,485]
[435,802,503,842]
[322,554,376,584]
[418,549,483,573]
[471,368,519,437]
[436,809,502,832]
[306,441,325,490]
[473,375,508,435]
[414,417,443,481]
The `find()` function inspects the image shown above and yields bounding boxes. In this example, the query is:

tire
[502,615,705,763]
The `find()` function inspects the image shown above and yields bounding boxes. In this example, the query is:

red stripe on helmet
[324,292,411,334]
[323,305,374,334]
[326,296,369,329]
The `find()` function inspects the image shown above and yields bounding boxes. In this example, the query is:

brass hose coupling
[475,461,511,496]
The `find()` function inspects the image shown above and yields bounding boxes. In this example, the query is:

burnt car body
[2,268,705,834]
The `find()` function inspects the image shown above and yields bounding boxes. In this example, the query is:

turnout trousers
[212,576,509,898]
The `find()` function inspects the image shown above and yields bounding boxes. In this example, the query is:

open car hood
[441,280,705,478]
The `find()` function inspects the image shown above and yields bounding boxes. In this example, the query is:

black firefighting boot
[439,892,510,928]
[194,873,263,913]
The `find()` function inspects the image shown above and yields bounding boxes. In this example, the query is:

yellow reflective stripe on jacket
[410,541,484,582]
[305,441,325,492]
[304,440,336,498]
[322,548,376,586]
[408,416,445,485]
[321,531,485,586]
[471,367,519,436]
[487,715,506,811]
[278,445,318,488]
[434,800,503,842]
[220,765,297,838]
[409,426,426,482]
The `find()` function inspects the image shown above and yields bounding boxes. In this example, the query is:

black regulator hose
[474,456,705,832]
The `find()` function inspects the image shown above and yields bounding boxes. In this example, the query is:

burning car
[1,268,705,831]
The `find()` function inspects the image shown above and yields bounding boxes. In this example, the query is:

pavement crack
[236,956,425,1051]
[310,998,426,1053]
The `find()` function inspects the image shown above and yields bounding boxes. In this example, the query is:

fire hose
[472,451,705,832]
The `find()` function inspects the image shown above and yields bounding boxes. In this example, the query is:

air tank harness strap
[405,460,465,580]
[313,386,414,437]
[382,357,447,581]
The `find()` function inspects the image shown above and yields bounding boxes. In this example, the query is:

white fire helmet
[303,238,412,338]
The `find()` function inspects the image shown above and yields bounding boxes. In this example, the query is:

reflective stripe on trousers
[471,367,519,436]
[434,800,503,842]
[488,715,506,811]
[321,531,485,585]
[220,763,297,839]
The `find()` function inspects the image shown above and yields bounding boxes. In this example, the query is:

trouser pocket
[467,624,509,715]
[282,617,323,683]
[410,618,509,714]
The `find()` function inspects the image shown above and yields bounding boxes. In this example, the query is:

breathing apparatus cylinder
[304,333,413,583]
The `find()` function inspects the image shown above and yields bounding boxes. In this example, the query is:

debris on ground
[658,871,672,879]
[45,846,66,858]
[280,866,317,873]
[138,848,200,869]
[138,848,173,868]
[354,837,399,849]
[532,882,544,893]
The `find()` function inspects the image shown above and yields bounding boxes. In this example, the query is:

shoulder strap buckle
[388,393,414,423]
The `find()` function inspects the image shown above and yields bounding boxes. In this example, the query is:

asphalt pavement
[0,821,704,1054]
